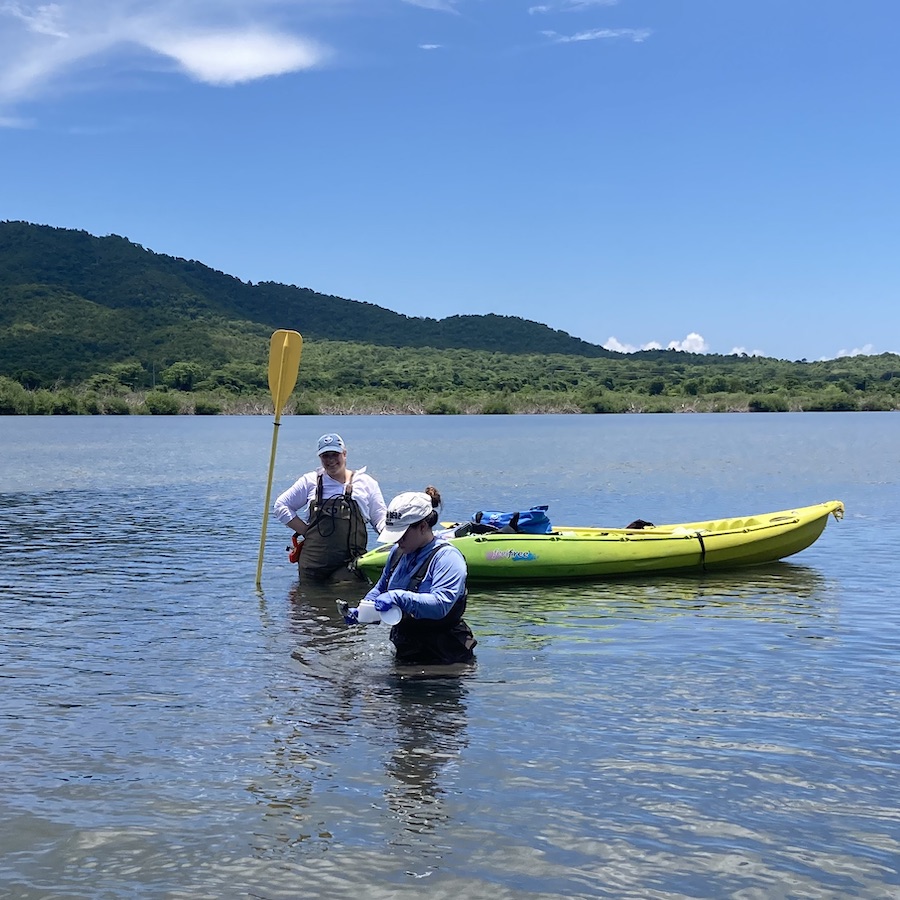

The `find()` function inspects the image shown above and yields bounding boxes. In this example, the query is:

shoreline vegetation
[2,377,897,416]
[4,339,900,416]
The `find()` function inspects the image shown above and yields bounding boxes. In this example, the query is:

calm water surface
[1,413,898,899]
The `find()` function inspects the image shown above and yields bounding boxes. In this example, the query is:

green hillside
[1,220,898,415]
[0,220,613,384]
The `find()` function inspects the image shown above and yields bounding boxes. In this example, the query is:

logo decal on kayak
[485,550,538,562]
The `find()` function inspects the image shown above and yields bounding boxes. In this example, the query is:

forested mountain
[0,220,613,383]
[1,220,898,416]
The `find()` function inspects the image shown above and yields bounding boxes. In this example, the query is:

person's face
[397,520,430,555]
[318,450,346,478]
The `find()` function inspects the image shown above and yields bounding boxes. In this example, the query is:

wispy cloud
[0,113,33,128]
[529,0,619,13]
[3,1,69,37]
[0,0,331,114]
[0,0,649,126]
[542,27,651,44]
[400,0,460,12]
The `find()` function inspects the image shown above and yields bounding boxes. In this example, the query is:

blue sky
[2,0,898,362]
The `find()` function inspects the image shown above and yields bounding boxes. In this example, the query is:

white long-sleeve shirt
[273,466,387,534]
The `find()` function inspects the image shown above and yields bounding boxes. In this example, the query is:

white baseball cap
[378,491,433,544]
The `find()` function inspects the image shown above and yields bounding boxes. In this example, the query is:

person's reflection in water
[382,676,470,836]
[286,576,368,664]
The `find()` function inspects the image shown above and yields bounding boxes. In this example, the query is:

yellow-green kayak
[354,500,844,583]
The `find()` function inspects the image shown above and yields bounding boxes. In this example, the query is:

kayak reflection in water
[343,487,477,666]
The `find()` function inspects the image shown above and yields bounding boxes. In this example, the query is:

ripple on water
[2,417,899,899]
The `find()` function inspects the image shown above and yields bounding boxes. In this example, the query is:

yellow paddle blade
[267,329,303,416]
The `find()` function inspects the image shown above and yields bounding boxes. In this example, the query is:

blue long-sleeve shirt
[363,538,467,620]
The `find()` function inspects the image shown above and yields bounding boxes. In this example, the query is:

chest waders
[385,545,477,665]
[300,473,369,582]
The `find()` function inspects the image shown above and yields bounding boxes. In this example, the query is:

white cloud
[836,344,876,358]
[667,332,709,353]
[730,346,765,357]
[0,0,650,125]
[0,0,332,113]
[604,333,712,354]
[542,27,651,44]
[603,336,662,353]
[145,29,325,85]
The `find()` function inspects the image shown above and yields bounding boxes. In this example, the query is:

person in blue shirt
[358,486,477,666]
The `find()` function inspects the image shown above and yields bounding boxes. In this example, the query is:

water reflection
[481,562,829,608]
[277,578,471,856]
[384,678,468,835]
[2,417,898,899]
[472,562,837,627]
[286,577,351,647]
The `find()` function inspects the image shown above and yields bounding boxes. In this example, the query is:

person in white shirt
[274,433,387,583]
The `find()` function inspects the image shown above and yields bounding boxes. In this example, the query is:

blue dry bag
[471,505,553,534]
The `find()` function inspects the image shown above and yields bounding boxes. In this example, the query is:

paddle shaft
[256,330,303,588]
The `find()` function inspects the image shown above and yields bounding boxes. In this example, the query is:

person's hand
[336,600,358,625]
[374,595,396,613]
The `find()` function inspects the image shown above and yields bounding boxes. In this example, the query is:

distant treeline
[2,340,898,415]
[1,220,898,415]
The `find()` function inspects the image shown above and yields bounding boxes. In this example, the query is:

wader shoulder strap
[315,471,354,506]
[386,544,445,591]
